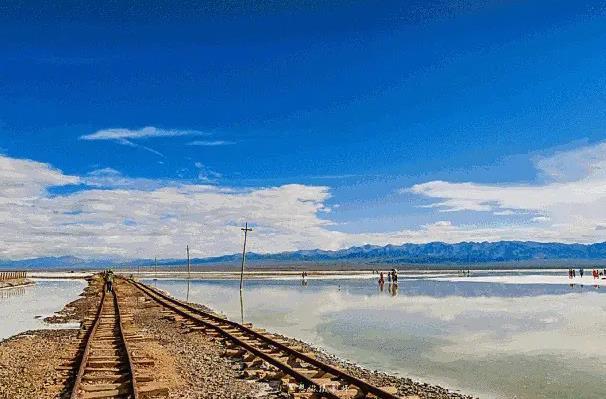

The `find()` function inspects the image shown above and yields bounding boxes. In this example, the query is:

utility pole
[154,256,157,279]
[187,245,191,280]
[239,222,253,291]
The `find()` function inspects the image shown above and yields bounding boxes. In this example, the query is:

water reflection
[240,289,244,324]
[0,286,26,299]
[0,279,85,340]
[149,275,606,399]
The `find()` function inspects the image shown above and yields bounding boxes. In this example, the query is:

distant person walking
[105,270,114,292]
[378,272,384,285]
[579,268,584,278]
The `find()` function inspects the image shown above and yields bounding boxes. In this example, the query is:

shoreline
[145,279,476,398]
[0,275,476,398]
[0,279,35,290]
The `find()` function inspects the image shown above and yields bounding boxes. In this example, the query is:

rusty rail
[70,286,106,399]
[129,279,401,399]
[115,286,140,399]
[70,283,138,399]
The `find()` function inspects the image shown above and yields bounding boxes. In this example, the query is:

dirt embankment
[0,276,281,399]
[0,277,98,399]
[1,275,476,399]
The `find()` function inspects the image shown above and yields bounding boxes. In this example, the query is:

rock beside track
[131,292,282,399]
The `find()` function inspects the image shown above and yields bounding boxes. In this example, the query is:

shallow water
[0,279,85,340]
[147,273,606,399]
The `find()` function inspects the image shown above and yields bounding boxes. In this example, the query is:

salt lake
[0,279,85,340]
[2,271,604,398]
[145,271,606,399]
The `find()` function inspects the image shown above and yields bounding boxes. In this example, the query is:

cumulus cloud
[0,156,79,200]
[0,153,538,260]
[0,154,340,259]
[406,140,606,242]
[5,140,606,260]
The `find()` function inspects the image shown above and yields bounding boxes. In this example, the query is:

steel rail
[114,287,140,399]
[70,282,138,399]
[129,279,400,399]
[70,285,107,399]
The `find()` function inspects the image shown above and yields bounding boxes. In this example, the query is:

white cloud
[194,162,222,182]
[0,156,79,200]
[80,126,208,157]
[0,154,541,260]
[83,167,175,190]
[188,140,235,146]
[407,140,606,242]
[5,140,606,260]
[80,126,206,141]
[0,154,341,259]
[534,140,606,182]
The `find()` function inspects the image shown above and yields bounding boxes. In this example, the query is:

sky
[1,1,606,259]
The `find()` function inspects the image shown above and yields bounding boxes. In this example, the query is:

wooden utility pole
[154,256,157,279]
[187,245,191,280]
[239,222,253,291]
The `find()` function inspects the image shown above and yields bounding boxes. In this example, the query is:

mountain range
[3,241,606,269]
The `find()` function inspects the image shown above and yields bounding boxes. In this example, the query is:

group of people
[567,268,605,279]
[378,269,398,285]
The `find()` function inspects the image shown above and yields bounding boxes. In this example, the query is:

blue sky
[2,1,606,259]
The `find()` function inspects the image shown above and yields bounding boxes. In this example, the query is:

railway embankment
[0,274,476,399]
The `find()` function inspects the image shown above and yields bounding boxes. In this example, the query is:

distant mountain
[3,241,606,270]
[188,241,606,265]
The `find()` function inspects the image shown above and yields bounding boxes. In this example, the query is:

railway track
[127,278,401,399]
[69,281,163,399]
